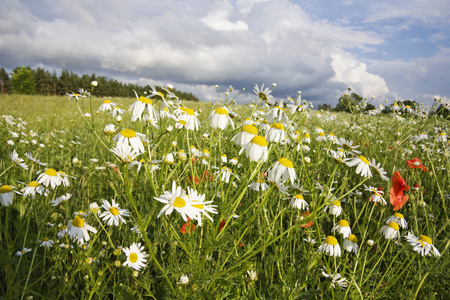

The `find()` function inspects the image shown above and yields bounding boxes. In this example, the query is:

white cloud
[0,0,448,104]
[330,50,389,101]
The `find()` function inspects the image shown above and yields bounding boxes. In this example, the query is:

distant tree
[318,103,332,111]
[34,67,53,95]
[0,67,11,94]
[58,69,70,95]
[364,103,376,112]
[11,66,35,94]
[435,104,450,119]
[334,92,363,113]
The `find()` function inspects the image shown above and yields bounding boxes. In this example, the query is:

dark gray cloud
[1,0,449,105]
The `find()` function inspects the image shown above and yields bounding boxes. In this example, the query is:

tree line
[0,66,199,101]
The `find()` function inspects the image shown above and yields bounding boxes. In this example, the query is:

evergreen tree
[0,67,11,94]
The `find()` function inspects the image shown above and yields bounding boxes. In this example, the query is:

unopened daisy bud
[166,125,173,132]
[91,81,98,87]
[72,157,79,164]
[114,260,121,267]
[304,157,311,163]
[132,271,139,277]
[115,115,122,122]
[177,150,187,161]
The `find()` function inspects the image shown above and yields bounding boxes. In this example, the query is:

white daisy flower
[332,220,352,238]
[154,181,198,222]
[113,129,145,154]
[267,157,296,185]
[318,236,341,257]
[67,215,98,244]
[40,238,54,248]
[405,232,440,257]
[209,107,234,130]
[379,222,400,240]
[385,213,408,229]
[266,123,286,143]
[99,99,118,112]
[231,125,258,147]
[343,234,358,254]
[36,168,62,189]
[11,149,28,170]
[248,180,269,192]
[288,194,309,210]
[324,200,343,217]
[345,155,372,178]
[20,181,47,199]
[99,199,130,226]
[239,136,269,162]
[123,242,148,271]
[51,193,72,206]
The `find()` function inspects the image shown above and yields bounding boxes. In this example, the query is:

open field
[0,92,449,299]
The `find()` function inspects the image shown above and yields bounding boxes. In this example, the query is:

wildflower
[369,159,389,181]
[209,107,234,130]
[253,83,274,104]
[288,194,309,210]
[20,181,46,199]
[247,270,258,281]
[129,95,156,122]
[220,154,227,163]
[337,138,361,156]
[267,157,296,185]
[99,199,130,226]
[173,106,200,131]
[316,132,327,142]
[405,233,440,257]
[113,129,145,154]
[346,155,372,178]
[231,125,258,147]
[11,149,28,170]
[0,185,17,206]
[436,131,447,142]
[298,211,313,228]
[99,99,117,112]
[343,234,358,254]
[385,213,408,229]
[379,222,400,240]
[111,106,125,117]
[163,153,175,165]
[366,239,375,246]
[111,143,139,163]
[36,168,61,189]
[239,136,269,162]
[332,220,351,238]
[123,242,148,271]
[177,274,189,285]
[265,123,286,143]
[51,193,72,206]
[389,171,410,211]
[16,248,32,256]
[215,166,234,183]
[103,124,117,135]
[40,238,54,248]
[368,188,387,205]
[324,200,343,217]
[154,181,198,222]
[180,217,196,234]
[322,268,348,289]
[318,236,341,257]
[248,179,269,191]
[303,133,311,143]
[67,215,98,244]
[187,187,218,226]
[406,157,427,171]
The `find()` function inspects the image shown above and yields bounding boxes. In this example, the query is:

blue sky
[1,0,449,106]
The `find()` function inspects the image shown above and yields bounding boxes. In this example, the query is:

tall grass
[0,92,449,299]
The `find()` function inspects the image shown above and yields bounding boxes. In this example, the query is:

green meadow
[0,91,449,299]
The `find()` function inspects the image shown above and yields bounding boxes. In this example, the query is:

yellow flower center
[71,216,85,228]
[358,156,370,165]
[338,220,349,227]
[121,129,137,138]
[258,92,268,101]
[393,213,404,219]
[173,197,186,208]
[278,157,293,168]
[319,132,325,136]
[325,236,338,246]
[129,252,138,263]
[304,133,310,138]
[192,202,204,209]
[419,235,432,244]
[272,123,285,131]
[215,108,228,115]
[109,207,120,216]
[44,168,58,176]
[294,194,304,200]
[242,125,258,135]
[103,100,111,103]
[0,185,13,193]
[180,107,195,115]
[329,133,335,136]
[387,222,399,231]
[179,120,187,126]
[138,96,152,104]
[44,237,49,241]
[256,180,265,183]
[157,91,165,98]
[347,234,358,243]
[27,181,39,188]
[439,132,445,136]
[250,136,268,147]
[332,200,341,207]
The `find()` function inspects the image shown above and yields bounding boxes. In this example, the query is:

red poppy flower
[180,217,196,234]
[218,219,226,232]
[406,157,428,171]
[298,211,313,228]
[389,171,410,211]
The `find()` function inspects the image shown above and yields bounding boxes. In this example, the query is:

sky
[1,0,449,106]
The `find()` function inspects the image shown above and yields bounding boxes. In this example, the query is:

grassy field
[0,92,449,299]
